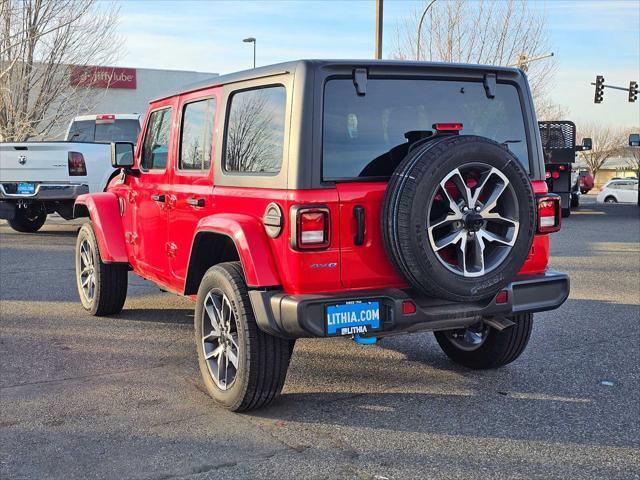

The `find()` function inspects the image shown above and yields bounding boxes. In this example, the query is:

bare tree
[577,122,627,178]
[392,0,563,119]
[0,0,120,141]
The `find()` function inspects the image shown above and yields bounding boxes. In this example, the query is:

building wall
[594,169,638,188]
[50,66,218,139]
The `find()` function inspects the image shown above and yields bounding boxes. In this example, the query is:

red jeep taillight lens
[536,194,561,233]
[293,207,330,249]
[68,152,87,176]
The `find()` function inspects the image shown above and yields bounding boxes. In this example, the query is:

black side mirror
[111,142,135,168]
[581,137,592,151]
[629,133,640,147]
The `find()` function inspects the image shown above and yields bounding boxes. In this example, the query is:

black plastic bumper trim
[248,272,570,339]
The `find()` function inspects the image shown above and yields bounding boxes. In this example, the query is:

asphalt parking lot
[1,196,639,480]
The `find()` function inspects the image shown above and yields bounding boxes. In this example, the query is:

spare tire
[382,135,536,302]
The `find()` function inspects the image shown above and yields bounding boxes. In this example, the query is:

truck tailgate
[0,143,70,183]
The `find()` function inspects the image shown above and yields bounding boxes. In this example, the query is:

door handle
[353,205,365,246]
[186,197,205,207]
[151,194,165,203]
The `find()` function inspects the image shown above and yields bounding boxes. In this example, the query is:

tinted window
[141,108,172,171]
[67,119,140,143]
[180,98,216,171]
[224,86,286,174]
[323,79,530,180]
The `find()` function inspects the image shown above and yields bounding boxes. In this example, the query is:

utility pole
[375,0,383,59]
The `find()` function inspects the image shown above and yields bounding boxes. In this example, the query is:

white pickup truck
[0,114,141,232]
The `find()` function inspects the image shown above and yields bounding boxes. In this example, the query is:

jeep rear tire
[8,207,46,233]
[382,135,536,301]
[75,223,128,316]
[195,262,294,412]
[434,314,533,369]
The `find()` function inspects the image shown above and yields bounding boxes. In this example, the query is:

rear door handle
[186,197,205,207]
[151,194,165,203]
[353,205,365,246]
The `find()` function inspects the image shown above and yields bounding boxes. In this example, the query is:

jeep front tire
[75,223,128,316]
[195,262,294,412]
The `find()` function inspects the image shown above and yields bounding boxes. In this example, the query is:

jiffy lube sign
[69,66,137,89]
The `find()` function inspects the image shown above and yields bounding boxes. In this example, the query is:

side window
[224,86,286,174]
[180,98,216,171]
[141,108,172,171]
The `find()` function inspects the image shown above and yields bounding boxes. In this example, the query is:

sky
[113,0,640,128]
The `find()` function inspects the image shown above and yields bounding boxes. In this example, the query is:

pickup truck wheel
[75,223,128,316]
[383,135,536,301]
[434,314,533,369]
[8,207,46,233]
[195,262,294,412]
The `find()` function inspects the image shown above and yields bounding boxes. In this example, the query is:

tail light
[291,206,330,249]
[536,194,561,233]
[68,152,87,176]
[599,186,605,192]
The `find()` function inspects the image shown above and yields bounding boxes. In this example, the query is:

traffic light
[594,75,604,103]
[629,81,638,103]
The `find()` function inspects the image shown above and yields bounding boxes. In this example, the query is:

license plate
[17,183,35,194]
[326,300,381,336]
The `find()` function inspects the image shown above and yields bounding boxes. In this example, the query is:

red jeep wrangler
[73,60,568,411]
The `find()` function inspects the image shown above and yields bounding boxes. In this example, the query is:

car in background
[578,170,594,194]
[596,179,639,204]
[0,114,141,232]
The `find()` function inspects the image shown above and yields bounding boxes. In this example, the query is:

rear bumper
[0,183,88,201]
[249,272,570,339]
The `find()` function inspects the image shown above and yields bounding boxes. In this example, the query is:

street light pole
[416,0,437,61]
[243,37,256,68]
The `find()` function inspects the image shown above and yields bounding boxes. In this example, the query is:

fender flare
[74,193,128,263]
[191,214,280,288]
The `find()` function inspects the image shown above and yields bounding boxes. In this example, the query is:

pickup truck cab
[0,114,141,232]
[73,60,569,411]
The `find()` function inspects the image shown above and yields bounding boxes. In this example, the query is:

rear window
[322,79,530,180]
[67,119,140,143]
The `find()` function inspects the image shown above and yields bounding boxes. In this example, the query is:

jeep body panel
[191,213,281,288]
[74,192,128,263]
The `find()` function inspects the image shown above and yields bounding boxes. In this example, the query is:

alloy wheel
[445,323,490,351]
[427,163,520,277]
[79,239,96,302]
[202,291,240,390]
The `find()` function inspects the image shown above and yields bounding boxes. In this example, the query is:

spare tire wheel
[382,135,536,302]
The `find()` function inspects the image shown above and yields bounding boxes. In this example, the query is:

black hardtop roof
[153,59,523,103]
